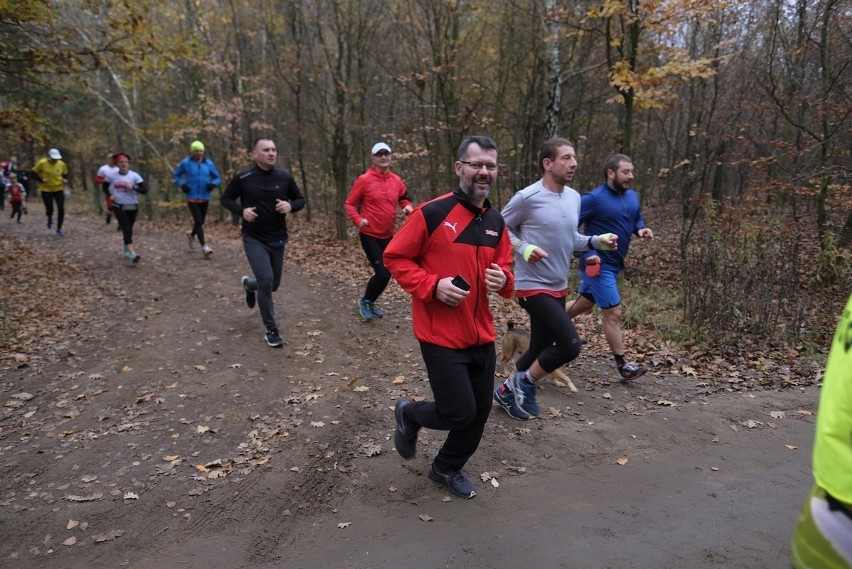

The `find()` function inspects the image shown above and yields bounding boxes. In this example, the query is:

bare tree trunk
[542,0,561,140]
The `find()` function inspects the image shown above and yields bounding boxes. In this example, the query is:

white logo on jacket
[443,221,458,234]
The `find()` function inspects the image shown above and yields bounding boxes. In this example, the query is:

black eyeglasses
[374,151,391,157]
[459,161,498,172]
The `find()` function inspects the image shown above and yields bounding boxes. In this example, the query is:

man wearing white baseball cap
[344,141,413,321]
[32,148,70,236]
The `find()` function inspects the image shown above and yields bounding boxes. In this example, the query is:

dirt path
[0,205,818,568]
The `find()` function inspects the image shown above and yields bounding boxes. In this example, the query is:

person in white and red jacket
[384,135,515,500]
[344,142,413,321]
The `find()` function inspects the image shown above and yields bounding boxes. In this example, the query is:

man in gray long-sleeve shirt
[493,138,617,420]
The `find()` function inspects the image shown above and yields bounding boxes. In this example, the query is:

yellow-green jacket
[32,158,69,192]
[813,293,852,504]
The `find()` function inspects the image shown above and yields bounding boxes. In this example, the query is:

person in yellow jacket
[792,293,852,568]
[32,148,70,236]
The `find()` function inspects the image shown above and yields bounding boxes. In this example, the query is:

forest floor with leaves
[0,200,827,568]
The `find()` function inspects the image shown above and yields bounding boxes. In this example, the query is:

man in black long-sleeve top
[221,138,305,348]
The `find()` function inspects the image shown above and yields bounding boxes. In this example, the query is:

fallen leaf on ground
[65,493,103,502]
[616,457,629,465]
[419,514,433,522]
[337,522,351,529]
[785,444,798,450]
[92,530,124,543]
[63,537,76,546]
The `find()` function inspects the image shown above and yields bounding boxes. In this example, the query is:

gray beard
[460,182,490,203]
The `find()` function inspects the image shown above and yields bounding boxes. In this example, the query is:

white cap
[48,148,62,160]
[371,142,391,155]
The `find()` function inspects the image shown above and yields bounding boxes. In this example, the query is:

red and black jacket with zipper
[384,188,515,349]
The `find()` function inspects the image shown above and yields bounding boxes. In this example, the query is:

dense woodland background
[1,0,850,351]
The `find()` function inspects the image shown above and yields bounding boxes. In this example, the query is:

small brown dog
[499,321,578,392]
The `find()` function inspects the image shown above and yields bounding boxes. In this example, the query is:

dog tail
[507,320,515,331]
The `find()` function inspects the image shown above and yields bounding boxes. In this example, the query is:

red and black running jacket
[384,188,515,349]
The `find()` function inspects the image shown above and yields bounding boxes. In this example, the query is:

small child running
[6,172,27,223]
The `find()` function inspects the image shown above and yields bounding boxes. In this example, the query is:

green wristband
[598,233,616,251]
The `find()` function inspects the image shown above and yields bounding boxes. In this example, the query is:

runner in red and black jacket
[384,135,515,500]
[384,185,514,347]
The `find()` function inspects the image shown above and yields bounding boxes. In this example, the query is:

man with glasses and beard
[384,135,515,499]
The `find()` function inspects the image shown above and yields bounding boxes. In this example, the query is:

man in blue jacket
[173,140,221,257]
[567,153,654,381]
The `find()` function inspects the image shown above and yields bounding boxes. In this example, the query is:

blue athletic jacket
[173,157,221,201]
[578,182,646,272]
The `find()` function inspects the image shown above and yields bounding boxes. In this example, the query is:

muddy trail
[0,203,818,568]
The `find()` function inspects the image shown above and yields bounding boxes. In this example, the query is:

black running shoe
[393,399,418,459]
[265,327,283,348]
[428,463,476,499]
[242,276,256,309]
[618,361,647,381]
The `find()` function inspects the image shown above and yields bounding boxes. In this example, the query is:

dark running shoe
[370,303,384,318]
[493,385,530,421]
[618,361,647,382]
[393,399,418,459]
[507,371,539,417]
[242,276,256,309]
[358,298,372,321]
[265,327,284,348]
[428,463,476,499]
